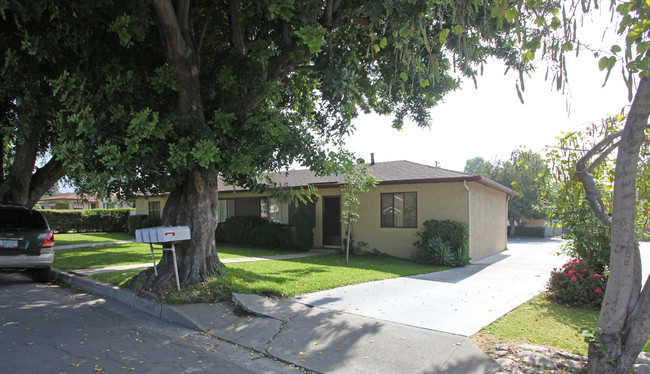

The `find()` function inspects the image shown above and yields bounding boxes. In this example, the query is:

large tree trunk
[141,169,222,293]
[140,0,222,294]
[585,77,650,373]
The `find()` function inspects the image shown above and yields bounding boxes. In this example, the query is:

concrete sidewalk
[51,267,500,373]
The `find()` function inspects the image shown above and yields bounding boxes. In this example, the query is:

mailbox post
[135,226,191,291]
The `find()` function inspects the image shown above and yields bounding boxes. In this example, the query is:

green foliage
[474,150,547,224]
[252,221,291,249]
[40,209,132,233]
[128,214,145,235]
[557,203,611,273]
[413,220,470,267]
[292,210,313,250]
[537,117,650,271]
[341,163,378,226]
[139,216,162,229]
[546,258,608,309]
[412,236,470,267]
[463,156,485,174]
[216,216,292,249]
[511,226,546,238]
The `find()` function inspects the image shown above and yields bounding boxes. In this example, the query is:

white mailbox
[135,225,191,291]
[135,226,191,243]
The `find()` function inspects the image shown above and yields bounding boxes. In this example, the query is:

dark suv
[0,203,54,282]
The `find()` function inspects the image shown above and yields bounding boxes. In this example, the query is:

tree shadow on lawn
[267,253,447,276]
[219,254,445,298]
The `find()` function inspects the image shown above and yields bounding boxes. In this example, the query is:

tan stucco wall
[468,182,508,260]
[134,195,169,215]
[349,182,469,259]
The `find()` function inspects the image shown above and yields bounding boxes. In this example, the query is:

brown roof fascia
[219,176,518,197]
[375,176,516,196]
[475,177,519,197]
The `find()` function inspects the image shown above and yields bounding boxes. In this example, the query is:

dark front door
[322,196,341,246]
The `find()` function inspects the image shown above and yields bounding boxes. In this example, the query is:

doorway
[322,196,341,247]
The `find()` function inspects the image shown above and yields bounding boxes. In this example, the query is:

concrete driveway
[294,238,569,336]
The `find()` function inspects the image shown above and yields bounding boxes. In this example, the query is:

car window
[0,208,48,230]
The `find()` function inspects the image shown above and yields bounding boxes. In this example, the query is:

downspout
[506,195,511,249]
[463,181,471,258]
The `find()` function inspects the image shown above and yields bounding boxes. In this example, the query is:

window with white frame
[380,192,417,228]
[218,199,235,222]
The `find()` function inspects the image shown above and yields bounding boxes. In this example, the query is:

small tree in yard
[341,162,377,264]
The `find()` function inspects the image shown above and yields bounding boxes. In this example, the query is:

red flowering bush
[546,258,608,308]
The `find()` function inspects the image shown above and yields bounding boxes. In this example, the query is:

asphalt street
[0,272,300,374]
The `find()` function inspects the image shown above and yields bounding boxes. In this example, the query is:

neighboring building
[39,193,132,210]
[134,160,516,261]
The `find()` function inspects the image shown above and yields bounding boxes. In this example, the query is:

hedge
[128,214,163,235]
[292,210,313,250]
[412,219,470,266]
[215,215,294,249]
[40,209,134,233]
[510,226,546,238]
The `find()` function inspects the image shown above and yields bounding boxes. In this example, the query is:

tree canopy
[2,0,527,293]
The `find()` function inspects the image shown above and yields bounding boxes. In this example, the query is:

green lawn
[55,232,135,247]
[53,239,311,272]
[217,244,305,259]
[90,253,446,304]
[474,294,650,355]
[53,242,161,271]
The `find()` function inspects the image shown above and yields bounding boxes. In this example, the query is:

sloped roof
[219,160,516,196]
[39,193,98,202]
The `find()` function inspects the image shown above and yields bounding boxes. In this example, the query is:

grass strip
[55,232,135,246]
[54,242,160,271]
[216,244,306,259]
[474,294,650,355]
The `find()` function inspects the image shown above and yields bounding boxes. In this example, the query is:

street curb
[50,269,200,331]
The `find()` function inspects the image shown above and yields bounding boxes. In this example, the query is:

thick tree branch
[587,140,620,174]
[151,0,186,61]
[574,130,623,227]
[229,0,246,55]
[176,0,192,41]
[151,0,204,122]
[322,0,344,29]
[0,128,38,205]
[27,157,65,208]
[197,16,209,55]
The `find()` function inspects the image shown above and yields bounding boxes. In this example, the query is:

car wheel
[32,267,50,282]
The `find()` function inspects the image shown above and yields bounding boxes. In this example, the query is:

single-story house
[39,193,100,210]
[135,160,516,261]
[39,193,133,210]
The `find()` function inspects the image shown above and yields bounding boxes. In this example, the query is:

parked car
[0,203,54,282]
